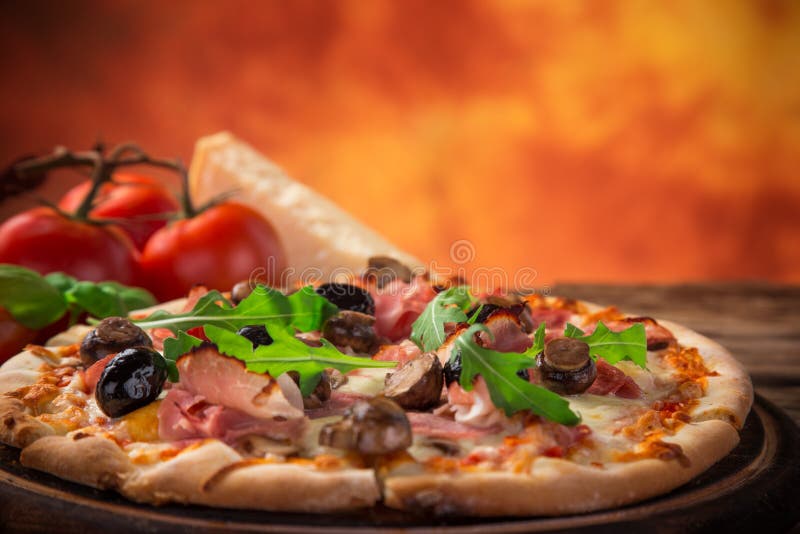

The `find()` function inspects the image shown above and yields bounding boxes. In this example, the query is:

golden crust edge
[383,418,740,516]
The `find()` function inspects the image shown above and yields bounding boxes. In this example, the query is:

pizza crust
[661,320,753,429]
[0,396,55,448]
[383,418,740,516]
[20,435,133,490]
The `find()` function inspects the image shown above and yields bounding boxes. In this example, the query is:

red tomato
[0,308,38,363]
[140,202,286,301]
[59,173,178,250]
[0,207,141,285]
[84,353,115,393]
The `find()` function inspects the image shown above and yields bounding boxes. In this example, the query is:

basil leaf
[0,265,67,329]
[452,324,579,425]
[162,330,204,382]
[134,285,336,334]
[410,286,474,351]
[205,324,396,396]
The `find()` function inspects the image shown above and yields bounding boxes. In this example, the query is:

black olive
[80,317,152,367]
[237,325,273,348]
[95,347,167,418]
[315,283,375,315]
[443,350,462,386]
[536,338,597,395]
[231,280,253,304]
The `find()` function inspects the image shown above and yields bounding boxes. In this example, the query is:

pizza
[0,261,753,516]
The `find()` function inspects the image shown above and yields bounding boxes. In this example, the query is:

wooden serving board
[0,394,798,533]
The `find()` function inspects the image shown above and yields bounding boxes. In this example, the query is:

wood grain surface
[553,282,800,424]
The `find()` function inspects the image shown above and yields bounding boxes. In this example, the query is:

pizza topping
[406,411,501,440]
[383,352,443,410]
[236,324,273,348]
[158,388,305,444]
[79,317,153,366]
[365,256,414,288]
[319,396,412,455]
[374,276,437,342]
[173,345,305,420]
[321,310,379,354]
[536,338,597,395]
[477,310,533,353]
[585,358,643,399]
[315,283,376,316]
[582,316,676,351]
[230,280,253,305]
[372,339,422,366]
[409,286,473,351]
[288,370,332,409]
[446,377,509,429]
[95,347,168,418]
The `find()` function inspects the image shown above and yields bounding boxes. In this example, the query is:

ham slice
[406,412,501,439]
[478,310,532,353]
[174,346,304,420]
[158,346,307,443]
[586,358,642,399]
[529,307,572,335]
[372,276,436,341]
[159,389,305,444]
[372,339,422,367]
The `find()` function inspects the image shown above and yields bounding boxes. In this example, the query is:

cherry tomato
[140,202,286,301]
[59,173,178,250]
[0,308,37,363]
[0,207,141,285]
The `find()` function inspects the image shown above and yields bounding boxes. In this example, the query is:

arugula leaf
[452,324,580,425]
[162,330,203,382]
[134,285,337,334]
[0,265,67,328]
[527,322,546,356]
[564,321,647,368]
[204,324,396,396]
[410,286,474,351]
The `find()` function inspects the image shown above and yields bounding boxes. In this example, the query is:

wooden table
[553,282,800,424]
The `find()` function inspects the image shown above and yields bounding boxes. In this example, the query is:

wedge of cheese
[189,132,422,283]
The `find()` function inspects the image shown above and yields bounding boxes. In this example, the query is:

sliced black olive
[536,337,597,395]
[80,317,152,367]
[237,325,273,348]
[365,256,413,288]
[288,370,332,409]
[315,283,375,315]
[384,352,443,410]
[95,347,167,418]
[318,396,412,455]
[231,280,254,304]
[322,311,379,354]
[443,350,462,387]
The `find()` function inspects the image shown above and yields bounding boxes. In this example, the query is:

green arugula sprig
[563,322,647,368]
[162,324,396,394]
[410,286,475,351]
[134,285,337,334]
[452,324,580,425]
[0,264,156,329]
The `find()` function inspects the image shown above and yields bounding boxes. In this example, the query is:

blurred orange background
[1,0,798,285]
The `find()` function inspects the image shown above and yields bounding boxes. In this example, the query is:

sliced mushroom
[365,256,413,288]
[383,352,443,410]
[79,317,152,366]
[536,337,597,395]
[318,396,412,455]
[231,280,254,304]
[322,311,379,354]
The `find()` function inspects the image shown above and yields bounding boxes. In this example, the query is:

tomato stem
[15,143,188,223]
